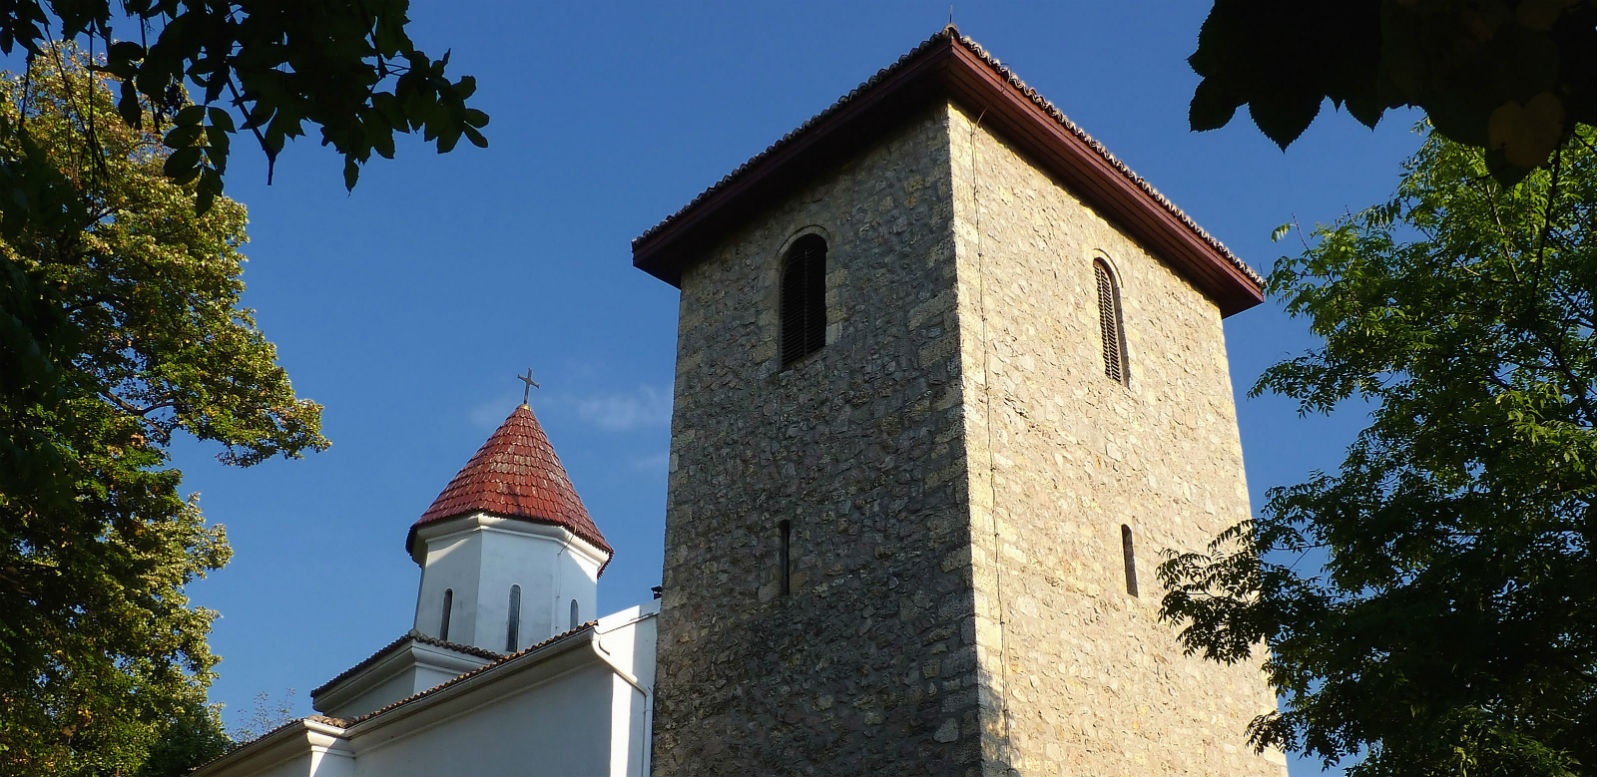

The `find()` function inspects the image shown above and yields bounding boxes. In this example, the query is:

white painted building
[194,404,657,777]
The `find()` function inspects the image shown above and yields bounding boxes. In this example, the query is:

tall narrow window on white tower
[780,235,827,367]
[569,599,580,630]
[1093,259,1128,384]
[439,589,454,641]
[506,585,521,652]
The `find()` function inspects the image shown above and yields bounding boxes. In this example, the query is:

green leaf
[1190,77,1244,132]
[206,107,235,132]
[342,157,360,190]
[174,105,205,126]
[108,41,144,62]
[162,146,202,180]
[163,124,203,148]
[1247,89,1323,150]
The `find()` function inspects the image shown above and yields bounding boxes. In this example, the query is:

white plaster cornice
[410,511,611,570]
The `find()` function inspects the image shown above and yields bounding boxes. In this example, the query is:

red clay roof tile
[406,404,613,563]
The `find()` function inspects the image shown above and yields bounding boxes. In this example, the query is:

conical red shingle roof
[407,404,612,565]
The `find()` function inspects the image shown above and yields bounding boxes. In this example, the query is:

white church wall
[413,515,605,653]
[195,720,354,777]
[315,641,493,719]
[474,525,557,649]
[348,662,615,777]
[549,540,601,634]
[413,526,483,643]
[231,752,318,777]
[593,604,658,777]
[322,671,415,721]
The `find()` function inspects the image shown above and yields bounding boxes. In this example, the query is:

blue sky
[160,3,1425,772]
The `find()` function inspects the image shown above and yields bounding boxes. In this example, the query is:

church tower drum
[634,28,1284,776]
[407,402,612,655]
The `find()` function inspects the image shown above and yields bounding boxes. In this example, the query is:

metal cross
[517,368,540,404]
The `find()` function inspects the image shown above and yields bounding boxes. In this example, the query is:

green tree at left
[0,48,327,776]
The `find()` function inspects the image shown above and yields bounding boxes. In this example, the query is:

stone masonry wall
[946,104,1286,776]
[652,105,987,775]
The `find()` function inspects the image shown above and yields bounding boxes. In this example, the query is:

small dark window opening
[569,599,580,630]
[780,236,827,367]
[439,589,454,641]
[506,585,521,652]
[1121,525,1139,597]
[1094,261,1128,384]
[777,520,792,596]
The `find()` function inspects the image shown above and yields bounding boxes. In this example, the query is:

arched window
[1093,260,1128,384]
[439,589,454,641]
[1121,525,1139,597]
[506,585,521,652]
[780,235,827,367]
[569,599,580,630]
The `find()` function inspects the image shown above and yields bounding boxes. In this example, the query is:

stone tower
[633,28,1285,776]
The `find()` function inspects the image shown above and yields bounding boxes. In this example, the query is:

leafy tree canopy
[1190,0,1595,184]
[1158,125,1595,777]
[132,693,232,777]
[0,49,326,776]
[1,0,488,211]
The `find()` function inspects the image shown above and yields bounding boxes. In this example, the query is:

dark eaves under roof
[632,25,1265,317]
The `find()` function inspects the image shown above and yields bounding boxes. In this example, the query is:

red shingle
[406,404,613,564]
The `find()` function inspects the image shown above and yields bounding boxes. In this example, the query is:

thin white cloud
[576,385,672,432]
[630,451,670,474]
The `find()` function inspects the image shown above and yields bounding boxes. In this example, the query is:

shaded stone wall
[946,104,1285,776]
[652,105,988,775]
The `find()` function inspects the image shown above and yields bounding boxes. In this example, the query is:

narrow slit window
[1121,525,1139,597]
[780,235,827,367]
[569,599,580,630]
[778,520,792,596]
[506,585,521,652]
[1094,260,1128,384]
[439,589,454,641]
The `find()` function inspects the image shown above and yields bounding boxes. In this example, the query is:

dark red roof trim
[632,26,1264,317]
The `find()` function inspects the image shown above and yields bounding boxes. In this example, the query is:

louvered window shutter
[1094,262,1126,384]
[781,237,827,367]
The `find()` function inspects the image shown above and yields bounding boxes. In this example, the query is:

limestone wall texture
[653,105,985,775]
[947,104,1284,776]
[650,99,1284,776]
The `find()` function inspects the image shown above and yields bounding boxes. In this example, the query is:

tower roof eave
[631,26,1264,317]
